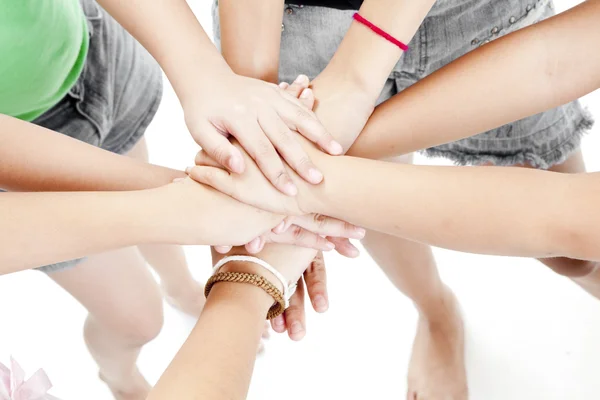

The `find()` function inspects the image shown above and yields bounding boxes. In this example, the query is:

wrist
[207,280,274,316]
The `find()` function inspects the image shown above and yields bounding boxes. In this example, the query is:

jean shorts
[32,0,163,273]
[213,0,592,168]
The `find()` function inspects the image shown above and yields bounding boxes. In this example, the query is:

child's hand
[182,73,343,196]
[187,144,312,216]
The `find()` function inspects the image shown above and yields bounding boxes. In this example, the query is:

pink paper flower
[0,358,59,400]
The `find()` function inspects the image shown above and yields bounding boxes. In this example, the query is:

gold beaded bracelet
[204,272,286,320]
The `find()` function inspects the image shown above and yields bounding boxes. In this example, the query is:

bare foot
[407,287,467,400]
[100,369,151,400]
[161,280,207,318]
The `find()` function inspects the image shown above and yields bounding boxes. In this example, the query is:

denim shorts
[32,0,163,273]
[213,0,592,167]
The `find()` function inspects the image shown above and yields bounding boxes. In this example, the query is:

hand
[156,177,282,247]
[271,252,329,341]
[187,143,311,216]
[307,69,376,152]
[214,214,363,257]
[183,72,343,195]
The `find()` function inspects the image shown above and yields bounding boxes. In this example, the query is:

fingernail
[294,74,308,84]
[273,220,286,234]
[283,181,298,196]
[313,295,328,312]
[185,167,193,175]
[300,88,312,98]
[228,155,244,173]
[309,168,323,183]
[350,248,360,258]
[330,140,344,155]
[274,316,285,327]
[279,82,289,89]
[172,178,185,183]
[290,322,304,335]
[324,241,335,250]
[353,228,366,239]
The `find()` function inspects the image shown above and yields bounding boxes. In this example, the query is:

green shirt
[0,0,89,121]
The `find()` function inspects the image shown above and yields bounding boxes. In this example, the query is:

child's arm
[0,179,286,275]
[348,0,600,159]
[189,136,600,262]
[148,246,315,400]
[95,0,340,195]
[218,0,283,84]
[0,114,183,192]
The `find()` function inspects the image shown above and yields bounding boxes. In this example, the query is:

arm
[0,180,284,275]
[348,0,600,159]
[219,0,284,83]
[148,246,315,400]
[189,136,600,263]
[95,0,340,194]
[0,114,183,192]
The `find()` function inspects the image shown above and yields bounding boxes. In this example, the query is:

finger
[275,94,343,156]
[245,236,266,254]
[284,278,306,341]
[284,74,310,99]
[229,118,298,196]
[214,245,232,254]
[289,214,366,239]
[327,236,360,258]
[191,121,245,173]
[270,314,287,333]
[194,150,223,168]
[186,166,236,197]
[298,88,316,110]
[266,226,335,252]
[272,219,287,234]
[304,252,328,313]
[279,82,290,89]
[258,107,323,185]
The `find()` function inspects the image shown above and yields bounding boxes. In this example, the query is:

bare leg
[362,154,467,400]
[50,247,163,400]
[127,137,206,317]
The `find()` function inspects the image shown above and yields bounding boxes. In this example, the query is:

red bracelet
[353,13,409,52]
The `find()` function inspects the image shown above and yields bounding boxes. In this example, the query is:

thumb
[189,121,245,173]
[186,166,236,198]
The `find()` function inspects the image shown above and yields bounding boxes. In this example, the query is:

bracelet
[205,272,286,319]
[213,255,297,308]
[353,13,409,51]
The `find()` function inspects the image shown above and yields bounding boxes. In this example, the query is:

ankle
[415,286,459,324]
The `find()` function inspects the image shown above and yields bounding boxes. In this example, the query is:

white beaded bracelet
[212,255,297,308]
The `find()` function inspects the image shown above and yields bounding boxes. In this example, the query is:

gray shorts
[33,0,163,273]
[213,0,592,168]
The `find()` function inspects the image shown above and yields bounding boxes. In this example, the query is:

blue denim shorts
[32,0,163,273]
[213,0,592,168]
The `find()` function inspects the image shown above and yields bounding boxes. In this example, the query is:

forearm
[348,0,600,159]
[148,281,272,400]
[0,190,157,274]
[309,153,600,261]
[96,0,231,107]
[219,0,283,83]
[325,0,436,100]
[0,115,184,191]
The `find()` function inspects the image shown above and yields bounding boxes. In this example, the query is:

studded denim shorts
[213,0,592,167]
[31,0,163,273]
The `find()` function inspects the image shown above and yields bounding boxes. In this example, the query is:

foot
[100,369,151,400]
[161,280,207,318]
[407,287,468,400]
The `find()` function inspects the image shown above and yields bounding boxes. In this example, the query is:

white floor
[2,1,600,399]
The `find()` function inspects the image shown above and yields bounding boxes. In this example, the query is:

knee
[539,257,598,278]
[86,298,164,347]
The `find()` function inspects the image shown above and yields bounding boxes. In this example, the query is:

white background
[1,0,600,399]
